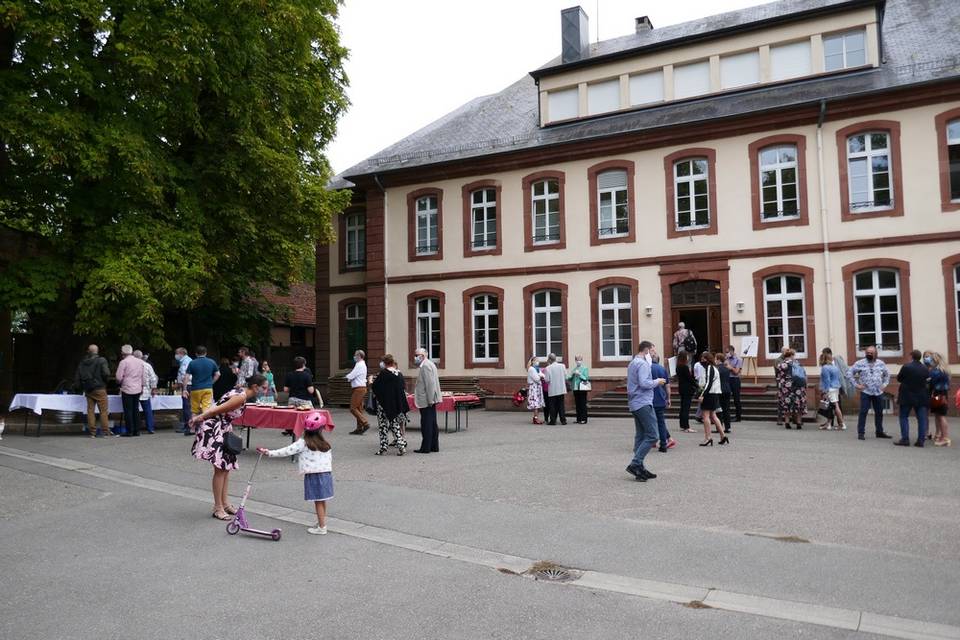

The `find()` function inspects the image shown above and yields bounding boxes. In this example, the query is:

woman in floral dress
[526,356,546,424]
[776,348,807,429]
[190,374,266,520]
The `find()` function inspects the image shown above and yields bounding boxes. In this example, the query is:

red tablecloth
[234,407,335,438]
[405,394,480,412]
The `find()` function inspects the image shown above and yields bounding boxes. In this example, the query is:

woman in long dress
[526,356,545,425]
[189,373,266,520]
[776,349,807,429]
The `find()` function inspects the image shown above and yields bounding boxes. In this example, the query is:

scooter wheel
[226,521,240,535]
[271,529,282,541]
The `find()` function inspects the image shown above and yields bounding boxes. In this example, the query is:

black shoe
[348,428,363,435]
[699,439,714,447]
[796,425,802,430]
[858,434,866,440]
[785,425,792,429]
[414,449,430,454]
[640,468,656,479]
[626,464,641,478]
[546,422,556,426]
[893,439,910,446]
[145,431,155,435]
[560,420,567,425]
[914,441,924,448]
[724,428,731,433]
[658,445,667,453]
[719,436,729,445]
[876,432,892,439]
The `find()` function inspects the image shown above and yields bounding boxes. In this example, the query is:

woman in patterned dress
[776,349,807,429]
[189,374,266,520]
[369,354,409,456]
[526,356,546,424]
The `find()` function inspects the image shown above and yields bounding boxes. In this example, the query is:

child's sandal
[212,510,231,521]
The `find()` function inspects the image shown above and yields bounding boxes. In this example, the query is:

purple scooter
[226,452,281,541]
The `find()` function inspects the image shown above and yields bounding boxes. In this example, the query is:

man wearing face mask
[846,345,892,441]
[626,341,667,482]
[346,350,370,434]
[412,347,442,453]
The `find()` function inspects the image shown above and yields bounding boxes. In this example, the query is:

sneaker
[858,434,866,440]
[307,525,328,535]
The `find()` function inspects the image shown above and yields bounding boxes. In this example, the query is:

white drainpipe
[816,99,836,352]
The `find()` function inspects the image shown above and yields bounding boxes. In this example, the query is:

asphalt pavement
[0,408,957,640]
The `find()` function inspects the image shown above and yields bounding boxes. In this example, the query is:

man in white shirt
[544,353,568,425]
[346,349,370,434]
[134,350,158,434]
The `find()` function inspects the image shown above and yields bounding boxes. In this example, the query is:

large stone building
[318,0,960,400]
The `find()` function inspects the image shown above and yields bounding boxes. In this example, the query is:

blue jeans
[898,403,928,442]
[140,398,155,433]
[654,405,670,447]
[630,405,659,468]
[857,393,885,436]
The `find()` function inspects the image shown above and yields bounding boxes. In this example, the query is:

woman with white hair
[115,344,144,436]
[526,356,545,424]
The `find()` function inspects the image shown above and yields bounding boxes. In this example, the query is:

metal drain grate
[533,567,576,582]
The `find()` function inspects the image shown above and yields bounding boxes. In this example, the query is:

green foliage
[0,0,351,347]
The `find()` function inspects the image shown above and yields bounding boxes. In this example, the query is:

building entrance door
[670,280,723,354]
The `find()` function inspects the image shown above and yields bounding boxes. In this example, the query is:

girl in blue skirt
[257,413,333,535]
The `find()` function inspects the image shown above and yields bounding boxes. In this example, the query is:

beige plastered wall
[327,100,960,376]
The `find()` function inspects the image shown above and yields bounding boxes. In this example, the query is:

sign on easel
[740,336,760,383]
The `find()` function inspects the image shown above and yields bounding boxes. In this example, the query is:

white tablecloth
[8,394,185,416]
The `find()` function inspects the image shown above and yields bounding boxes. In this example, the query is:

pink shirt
[115,355,145,395]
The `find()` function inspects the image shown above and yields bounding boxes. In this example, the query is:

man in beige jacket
[413,347,442,453]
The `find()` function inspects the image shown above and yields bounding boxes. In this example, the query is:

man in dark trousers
[895,350,930,447]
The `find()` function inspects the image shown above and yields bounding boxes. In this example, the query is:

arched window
[853,269,902,356]
[763,275,806,357]
[599,286,632,359]
[471,294,499,363]
[532,289,563,358]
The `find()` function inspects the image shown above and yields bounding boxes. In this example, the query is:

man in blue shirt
[651,352,675,453]
[626,341,667,482]
[185,345,220,430]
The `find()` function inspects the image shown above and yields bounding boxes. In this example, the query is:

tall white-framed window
[674,158,710,230]
[759,144,800,221]
[599,286,632,359]
[471,294,499,363]
[532,290,563,358]
[415,195,439,255]
[764,275,807,357]
[847,132,892,212]
[532,179,560,244]
[471,188,497,250]
[823,29,866,71]
[416,297,441,362]
[948,119,960,202]
[954,265,960,350]
[854,269,902,356]
[345,212,365,267]
[597,170,629,237]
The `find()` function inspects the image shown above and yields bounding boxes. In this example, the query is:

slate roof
[339,0,960,184]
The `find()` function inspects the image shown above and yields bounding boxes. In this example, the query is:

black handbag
[224,431,243,455]
[365,391,378,416]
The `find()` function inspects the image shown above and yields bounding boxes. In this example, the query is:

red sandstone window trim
[589,277,639,369]
[462,285,505,369]
[406,188,444,262]
[461,180,503,258]
[663,148,719,239]
[934,107,960,213]
[751,265,817,367]
[841,258,912,359]
[942,253,960,363]
[747,134,810,231]
[522,170,567,252]
[522,281,569,365]
[587,160,637,246]
[407,289,445,369]
[835,120,904,222]
[337,297,366,369]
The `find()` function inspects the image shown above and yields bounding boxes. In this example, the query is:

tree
[0,1,350,355]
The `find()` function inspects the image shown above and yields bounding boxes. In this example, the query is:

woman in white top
[526,356,546,425]
[257,412,333,535]
[697,351,729,446]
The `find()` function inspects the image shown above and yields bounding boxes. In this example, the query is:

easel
[743,356,758,383]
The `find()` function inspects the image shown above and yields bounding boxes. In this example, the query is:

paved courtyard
[1,408,958,640]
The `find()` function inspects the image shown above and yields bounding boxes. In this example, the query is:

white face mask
[379,361,385,369]
[643,353,652,364]
[414,355,423,365]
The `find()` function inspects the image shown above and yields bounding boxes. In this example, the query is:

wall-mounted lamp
[736,301,745,313]
[644,305,653,317]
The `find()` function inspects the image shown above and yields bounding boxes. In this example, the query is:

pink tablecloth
[234,407,335,438]
[405,394,480,412]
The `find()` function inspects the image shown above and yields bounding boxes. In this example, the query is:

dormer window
[587,79,620,115]
[548,87,578,122]
[673,61,710,99]
[770,40,811,81]
[824,29,866,71]
[720,51,759,89]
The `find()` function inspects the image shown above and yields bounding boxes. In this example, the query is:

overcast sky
[326,0,768,175]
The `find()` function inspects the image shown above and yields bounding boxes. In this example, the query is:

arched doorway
[670,280,722,354]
